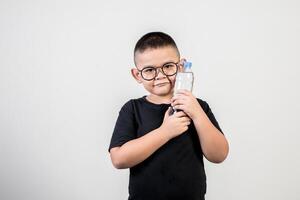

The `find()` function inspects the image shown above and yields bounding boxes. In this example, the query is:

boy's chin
[151,88,173,96]
[144,84,174,96]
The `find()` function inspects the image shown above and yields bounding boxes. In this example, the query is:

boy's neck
[146,94,172,105]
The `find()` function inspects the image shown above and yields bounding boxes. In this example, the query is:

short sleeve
[108,100,137,152]
[197,99,224,134]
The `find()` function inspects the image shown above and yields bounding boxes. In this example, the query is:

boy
[109,32,229,200]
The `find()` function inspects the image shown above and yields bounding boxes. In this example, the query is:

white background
[1,0,299,200]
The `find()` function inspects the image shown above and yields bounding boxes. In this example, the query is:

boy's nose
[156,68,166,78]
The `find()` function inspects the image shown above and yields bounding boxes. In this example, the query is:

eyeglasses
[137,61,180,81]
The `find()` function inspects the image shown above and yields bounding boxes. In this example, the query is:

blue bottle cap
[184,61,192,68]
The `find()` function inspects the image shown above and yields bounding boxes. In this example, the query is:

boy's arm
[192,109,229,163]
[110,108,191,169]
[171,90,229,164]
[110,127,170,169]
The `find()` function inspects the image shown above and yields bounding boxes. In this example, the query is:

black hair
[134,32,180,64]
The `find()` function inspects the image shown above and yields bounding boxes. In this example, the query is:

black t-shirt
[109,96,223,200]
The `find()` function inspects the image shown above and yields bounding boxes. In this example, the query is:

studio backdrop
[0,1,299,200]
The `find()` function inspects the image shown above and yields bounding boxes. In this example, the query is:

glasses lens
[141,67,156,80]
[162,63,177,76]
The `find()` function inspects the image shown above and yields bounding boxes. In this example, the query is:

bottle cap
[184,61,192,69]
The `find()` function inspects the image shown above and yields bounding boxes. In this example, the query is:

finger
[173,104,184,111]
[182,119,191,124]
[172,93,187,99]
[181,117,191,122]
[174,111,187,118]
[171,94,184,102]
[172,95,185,101]
[184,121,191,126]
[172,99,185,107]
[176,89,191,95]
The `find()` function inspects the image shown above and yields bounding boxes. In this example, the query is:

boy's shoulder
[120,96,145,106]
[117,96,146,112]
[196,98,211,113]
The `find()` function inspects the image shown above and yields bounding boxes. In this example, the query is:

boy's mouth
[154,82,169,87]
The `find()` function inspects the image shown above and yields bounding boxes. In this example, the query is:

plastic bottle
[172,61,194,113]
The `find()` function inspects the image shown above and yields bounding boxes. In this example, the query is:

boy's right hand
[160,107,191,140]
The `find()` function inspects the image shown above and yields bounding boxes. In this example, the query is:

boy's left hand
[171,89,204,120]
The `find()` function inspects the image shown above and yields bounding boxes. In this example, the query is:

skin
[110,46,229,169]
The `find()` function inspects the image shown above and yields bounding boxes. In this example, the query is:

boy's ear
[131,68,143,83]
[178,58,186,72]
[180,58,186,64]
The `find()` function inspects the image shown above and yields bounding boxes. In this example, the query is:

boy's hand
[171,89,204,120]
[160,107,191,140]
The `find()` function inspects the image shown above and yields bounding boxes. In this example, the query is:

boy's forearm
[112,127,170,169]
[192,110,229,163]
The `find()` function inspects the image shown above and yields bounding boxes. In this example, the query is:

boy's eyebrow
[141,60,178,69]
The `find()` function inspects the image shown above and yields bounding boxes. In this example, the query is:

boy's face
[131,46,184,98]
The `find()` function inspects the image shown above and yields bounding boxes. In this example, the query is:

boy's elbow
[210,156,227,164]
[206,144,229,164]
[112,158,127,169]
[110,147,129,169]
[206,153,227,164]
[112,159,126,169]
[215,138,229,163]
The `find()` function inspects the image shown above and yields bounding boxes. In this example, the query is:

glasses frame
[136,61,181,81]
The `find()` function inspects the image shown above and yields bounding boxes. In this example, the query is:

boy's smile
[154,82,169,87]
[131,46,184,104]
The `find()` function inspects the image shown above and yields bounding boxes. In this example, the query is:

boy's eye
[143,68,155,73]
[163,64,177,71]
[164,64,172,68]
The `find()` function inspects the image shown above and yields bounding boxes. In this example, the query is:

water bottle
[172,61,194,113]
